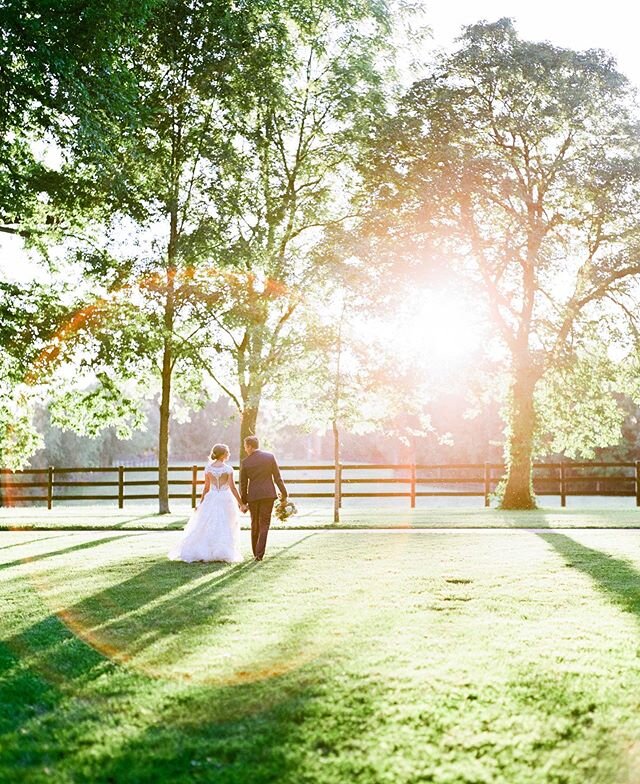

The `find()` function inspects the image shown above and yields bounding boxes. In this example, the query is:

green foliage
[28,0,298,458]
[49,373,147,440]
[283,299,436,452]
[1,1,401,472]
[536,351,627,460]
[32,404,156,468]
[0,385,43,471]
[0,0,157,231]
[191,3,395,431]
[0,281,71,468]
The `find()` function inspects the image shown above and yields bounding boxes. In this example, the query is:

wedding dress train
[168,462,243,563]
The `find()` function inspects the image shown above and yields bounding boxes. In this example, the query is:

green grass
[2,504,640,530]
[4,529,640,782]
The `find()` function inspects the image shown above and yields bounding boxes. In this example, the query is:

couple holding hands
[169,435,288,564]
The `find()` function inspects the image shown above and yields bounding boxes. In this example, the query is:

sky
[427,1,640,88]
[4,1,640,280]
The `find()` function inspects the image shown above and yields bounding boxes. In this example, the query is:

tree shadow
[73,532,319,661]
[108,513,169,529]
[0,533,137,572]
[537,533,640,619]
[0,560,248,757]
[1,598,384,784]
[58,600,390,784]
[0,533,68,551]
[0,532,318,741]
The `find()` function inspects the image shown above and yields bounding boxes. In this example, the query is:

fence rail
[0,461,639,509]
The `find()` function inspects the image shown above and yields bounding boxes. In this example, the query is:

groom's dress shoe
[254,556,263,562]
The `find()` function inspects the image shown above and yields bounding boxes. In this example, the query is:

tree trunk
[333,418,340,523]
[100,428,117,466]
[158,207,178,513]
[240,405,259,458]
[158,333,172,514]
[500,363,538,510]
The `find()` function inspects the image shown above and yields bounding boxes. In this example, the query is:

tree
[364,19,640,508]
[190,1,394,452]
[317,304,434,522]
[277,273,438,520]
[0,1,160,479]
[44,0,316,512]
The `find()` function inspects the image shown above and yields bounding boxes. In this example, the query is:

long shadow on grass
[0,533,139,572]
[2,532,317,668]
[538,533,640,618]
[0,533,68,551]
[112,514,199,530]
[79,533,319,660]
[80,589,390,784]
[0,559,237,747]
[0,534,316,733]
[0,534,321,778]
[108,513,175,529]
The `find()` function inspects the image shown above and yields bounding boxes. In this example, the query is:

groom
[240,435,288,561]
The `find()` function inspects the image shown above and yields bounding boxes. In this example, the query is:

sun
[394,289,482,368]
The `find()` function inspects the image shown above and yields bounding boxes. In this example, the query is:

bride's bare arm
[199,473,211,505]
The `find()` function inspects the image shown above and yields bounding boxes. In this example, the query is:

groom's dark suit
[240,449,287,560]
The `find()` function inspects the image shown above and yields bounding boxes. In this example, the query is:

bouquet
[274,495,297,522]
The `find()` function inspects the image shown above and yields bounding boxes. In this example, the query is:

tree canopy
[363,18,640,507]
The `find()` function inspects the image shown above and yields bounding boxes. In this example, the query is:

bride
[169,444,245,563]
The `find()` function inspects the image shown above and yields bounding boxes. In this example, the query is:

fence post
[117,466,124,509]
[333,464,342,523]
[484,462,491,507]
[636,461,640,508]
[410,464,416,508]
[47,466,54,510]
[191,465,198,509]
[560,461,566,508]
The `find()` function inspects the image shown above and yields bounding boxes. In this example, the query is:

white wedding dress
[169,462,243,563]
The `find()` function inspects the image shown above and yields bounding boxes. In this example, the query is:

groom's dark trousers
[248,498,275,560]
[240,449,287,560]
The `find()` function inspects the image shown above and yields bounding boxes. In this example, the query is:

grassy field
[2,504,640,530]
[3,528,640,782]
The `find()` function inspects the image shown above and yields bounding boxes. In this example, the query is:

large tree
[190,1,394,452]
[364,19,640,508]
[45,0,318,513]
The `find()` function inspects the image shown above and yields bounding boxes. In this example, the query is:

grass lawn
[2,504,640,530]
[4,529,640,782]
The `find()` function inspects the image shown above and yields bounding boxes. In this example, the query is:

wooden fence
[1,461,639,509]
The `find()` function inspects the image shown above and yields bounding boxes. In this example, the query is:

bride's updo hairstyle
[210,443,230,461]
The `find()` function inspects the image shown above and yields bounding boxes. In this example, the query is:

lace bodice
[205,461,233,491]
